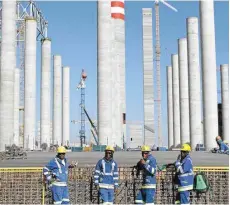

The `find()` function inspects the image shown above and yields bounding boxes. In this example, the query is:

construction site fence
[0,166,228,204]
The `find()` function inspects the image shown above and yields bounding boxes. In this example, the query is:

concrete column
[53,55,62,146]
[24,17,37,150]
[187,17,203,149]
[178,38,190,145]
[142,8,155,146]
[14,68,20,146]
[40,38,51,147]
[62,66,70,146]
[111,0,126,148]
[220,64,229,141]
[172,54,180,147]
[111,20,122,148]
[167,66,174,149]
[0,0,16,151]
[200,0,218,150]
[97,1,112,145]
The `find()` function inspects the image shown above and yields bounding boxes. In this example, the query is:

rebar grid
[0,167,228,204]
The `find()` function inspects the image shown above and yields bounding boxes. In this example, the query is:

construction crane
[80,105,99,145]
[76,69,87,147]
[154,0,177,147]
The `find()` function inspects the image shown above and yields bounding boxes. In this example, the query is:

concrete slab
[0,151,228,168]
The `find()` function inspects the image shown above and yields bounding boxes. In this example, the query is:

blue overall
[43,157,70,204]
[217,140,229,155]
[175,155,194,205]
[135,154,157,205]
[94,158,119,204]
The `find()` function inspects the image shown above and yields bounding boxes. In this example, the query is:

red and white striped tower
[111,1,126,148]
[97,0,126,147]
[111,0,125,20]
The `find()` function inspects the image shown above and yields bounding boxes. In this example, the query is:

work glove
[175,160,181,167]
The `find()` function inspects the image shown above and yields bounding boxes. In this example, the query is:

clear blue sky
[34,1,229,145]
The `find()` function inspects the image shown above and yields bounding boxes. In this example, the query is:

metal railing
[0,167,228,204]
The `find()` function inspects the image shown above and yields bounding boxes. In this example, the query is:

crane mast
[155,3,163,147]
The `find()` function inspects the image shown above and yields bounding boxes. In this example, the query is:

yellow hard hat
[57,146,66,154]
[141,145,151,152]
[180,143,191,152]
[105,145,115,152]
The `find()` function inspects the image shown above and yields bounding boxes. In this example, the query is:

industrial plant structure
[0,0,228,151]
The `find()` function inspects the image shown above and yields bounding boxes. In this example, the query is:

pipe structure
[62,66,70,146]
[111,0,125,148]
[14,68,20,146]
[220,64,229,141]
[97,1,112,145]
[172,54,180,147]
[167,66,174,149]
[0,0,16,151]
[142,8,155,145]
[200,0,218,150]
[24,17,37,150]
[186,17,203,149]
[53,55,62,146]
[178,38,190,145]
[40,38,51,147]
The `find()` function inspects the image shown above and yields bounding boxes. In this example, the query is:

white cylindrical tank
[24,17,37,150]
[187,17,203,149]
[0,0,16,151]
[62,66,70,146]
[14,68,20,146]
[200,0,218,150]
[40,38,51,147]
[178,38,190,145]
[172,54,181,147]
[167,66,174,149]
[220,64,229,141]
[53,55,62,146]
[97,1,112,145]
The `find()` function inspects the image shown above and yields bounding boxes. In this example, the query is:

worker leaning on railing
[42,146,78,205]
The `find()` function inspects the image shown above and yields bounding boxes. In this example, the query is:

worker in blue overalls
[213,136,229,155]
[135,145,157,205]
[174,144,194,205]
[94,145,119,204]
[43,146,77,204]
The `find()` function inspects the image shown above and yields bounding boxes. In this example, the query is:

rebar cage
[0,166,228,204]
